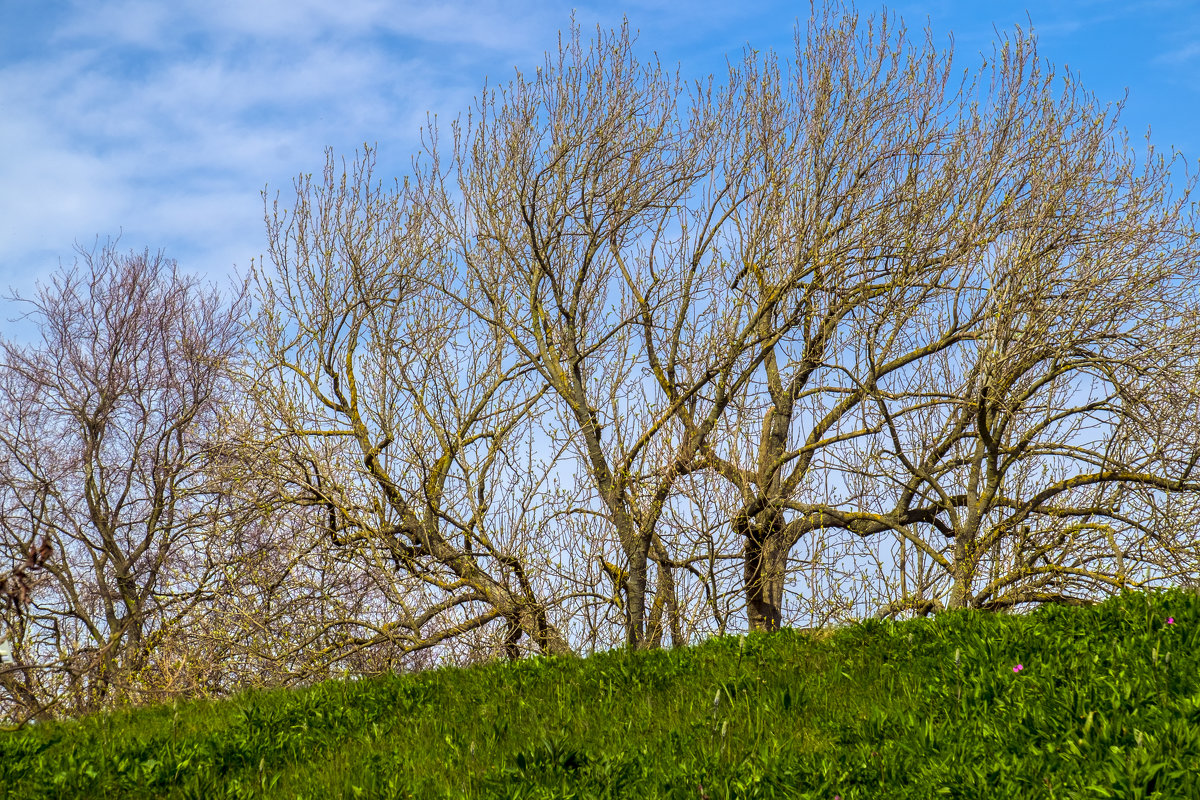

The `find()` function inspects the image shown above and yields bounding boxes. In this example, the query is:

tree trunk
[743,512,788,631]
[624,545,649,648]
[948,532,976,610]
[647,538,681,647]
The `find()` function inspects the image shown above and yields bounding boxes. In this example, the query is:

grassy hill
[2,589,1199,798]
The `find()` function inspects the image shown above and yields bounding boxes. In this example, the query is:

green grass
[3,589,1200,798]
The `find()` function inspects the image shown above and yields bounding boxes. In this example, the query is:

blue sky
[1,0,1197,320]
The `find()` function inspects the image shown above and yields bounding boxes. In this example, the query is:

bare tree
[651,7,1199,629]
[861,115,1200,612]
[250,148,576,664]
[0,242,246,720]
[438,19,840,648]
[654,6,992,630]
[415,5,1200,639]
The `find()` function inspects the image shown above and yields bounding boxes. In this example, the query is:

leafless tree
[249,148,578,664]
[0,242,247,720]
[860,120,1200,612]
[437,19,835,647]
[405,6,1200,639]
[662,7,1199,629]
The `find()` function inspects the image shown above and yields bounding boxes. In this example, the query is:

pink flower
[1013,664,1023,673]
[1167,618,1175,625]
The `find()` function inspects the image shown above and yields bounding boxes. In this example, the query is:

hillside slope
[2,589,1199,798]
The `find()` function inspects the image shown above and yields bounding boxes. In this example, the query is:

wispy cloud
[0,0,560,303]
[1155,41,1200,66]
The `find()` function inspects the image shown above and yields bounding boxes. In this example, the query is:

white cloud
[54,0,551,56]
[52,0,176,49]
[1155,41,1200,66]
[0,0,564,311]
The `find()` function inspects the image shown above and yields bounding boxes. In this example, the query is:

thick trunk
[948,532,976,610]
[743,398,793,633]
[948,573,973,609]
[624,546,649,648]
[561,388,651,649]
[743,514,788,632]
[951,416,989,611]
